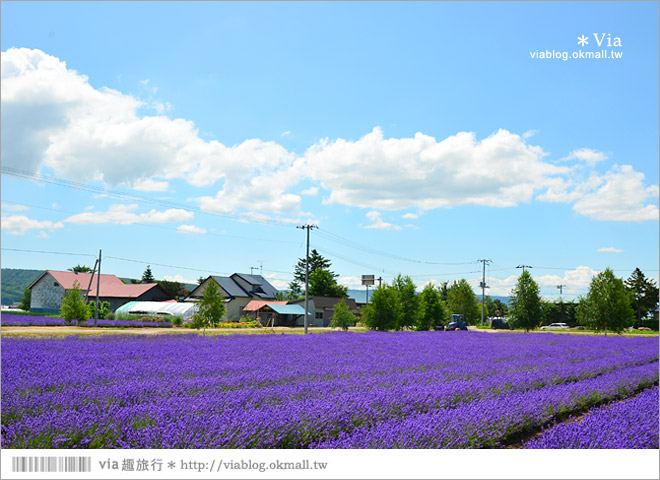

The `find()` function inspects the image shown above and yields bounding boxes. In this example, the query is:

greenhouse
[115,301,198,320]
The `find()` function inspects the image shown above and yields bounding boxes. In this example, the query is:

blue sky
[2,1,658,300]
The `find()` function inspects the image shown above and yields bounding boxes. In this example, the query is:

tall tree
[447,279,480,325]
[141,265,155,283]
[287,280,303,299]
[508,271,543,332]
[293,249,332,284]
[192,280,226,335]
[577,268,635,335]
[309,269,348,298]
[158,280,189,301]
[625,268,659,325]
[362,285,402,331]
[392,274,421,330]
[418,284,447,330]
[493,298,509,316]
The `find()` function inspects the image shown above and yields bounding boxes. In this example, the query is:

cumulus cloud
[177,224,206,234]
[597,247,623,253]
[1,48,304,219]
[3,48,657,225]
[363,211,402,231]
[402,212,420,219]
[302,127,567,211]
[64,204,193,225]
[572,165,659,221]
[1,215,64,235]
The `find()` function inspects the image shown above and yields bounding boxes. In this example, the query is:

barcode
[11,456,92,473]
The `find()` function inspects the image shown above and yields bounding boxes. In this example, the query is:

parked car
[433,324,445,331]
[491,317,510,330]
[540,323,570,330]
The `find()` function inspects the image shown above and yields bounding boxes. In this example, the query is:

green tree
[418,284,447,330]
[197,276,206,286]
[158,280,189,301]
[329,298,355,330]
[362,285,402,331]
[509,271,543,332]
[60,280,90,326]
[87,300,111,319]
[439,281,449,302]
[192,280,226,335]
[392,274,421,330]
[625,268,659,326]
[447,279,480,325]
[493,298,508,316]
[577,268,635,335]
[293,249,332,284]
[142,265,155,283]
[309,269,348,298]
[19,288,31,311]
[68,264,93,273]
[287,280,303,299]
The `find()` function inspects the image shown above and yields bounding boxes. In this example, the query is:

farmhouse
[242,300,312,327]
[187,273,278,322]
[289,296,360,327]
[28,270,173,313]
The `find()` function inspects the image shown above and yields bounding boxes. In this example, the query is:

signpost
[362,275,375,303]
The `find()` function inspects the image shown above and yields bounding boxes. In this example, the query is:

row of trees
[507,268,658,334]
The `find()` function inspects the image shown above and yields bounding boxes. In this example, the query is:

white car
[540,323,570,330]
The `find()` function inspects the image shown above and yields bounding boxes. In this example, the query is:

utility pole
[94,249,101,327]
[297,224,317,334]
[478,259,491,326]
[377,277,383,288]
[517,264,532,273]
[556,284,566,296]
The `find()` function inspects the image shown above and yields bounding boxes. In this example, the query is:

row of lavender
[2,332,658,448]
[523,386,659,449]
[0,313,172,328]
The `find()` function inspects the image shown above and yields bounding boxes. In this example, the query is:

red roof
[243,300,287,312]
[40,270,162,299]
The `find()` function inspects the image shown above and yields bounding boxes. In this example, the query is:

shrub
[60,281,90,326]
[329,299,355,330]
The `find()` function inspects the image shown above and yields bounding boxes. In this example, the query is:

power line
[1,166,291,228]
[1,247,97,258]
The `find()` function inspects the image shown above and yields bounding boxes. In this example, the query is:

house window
[315,312,323,319]
[54,282,59,287]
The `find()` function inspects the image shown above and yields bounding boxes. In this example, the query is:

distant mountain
[1,268,44,306]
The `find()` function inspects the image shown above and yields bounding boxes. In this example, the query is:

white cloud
[597,247,623,253]
[572,165,659,221]
[402,212,419,219]
[1,48,304,220]
[64,204,193,225]
[301,187,319,196]
[132,178,170,192]
[303,127,567,211]
[1,202,29,212]
[363,211,402,231]
[562,148,607,165]
[338,275,363,290]
[281,130,291,137]
[3,48,657,225]
[1,214,64,235]
[522,129,538,139]
[162,274,198,285]
[176,224,206,234]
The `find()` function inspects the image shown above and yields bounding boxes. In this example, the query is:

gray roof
[188,274,278,300]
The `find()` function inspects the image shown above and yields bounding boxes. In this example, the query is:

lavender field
[1,332,658,449]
